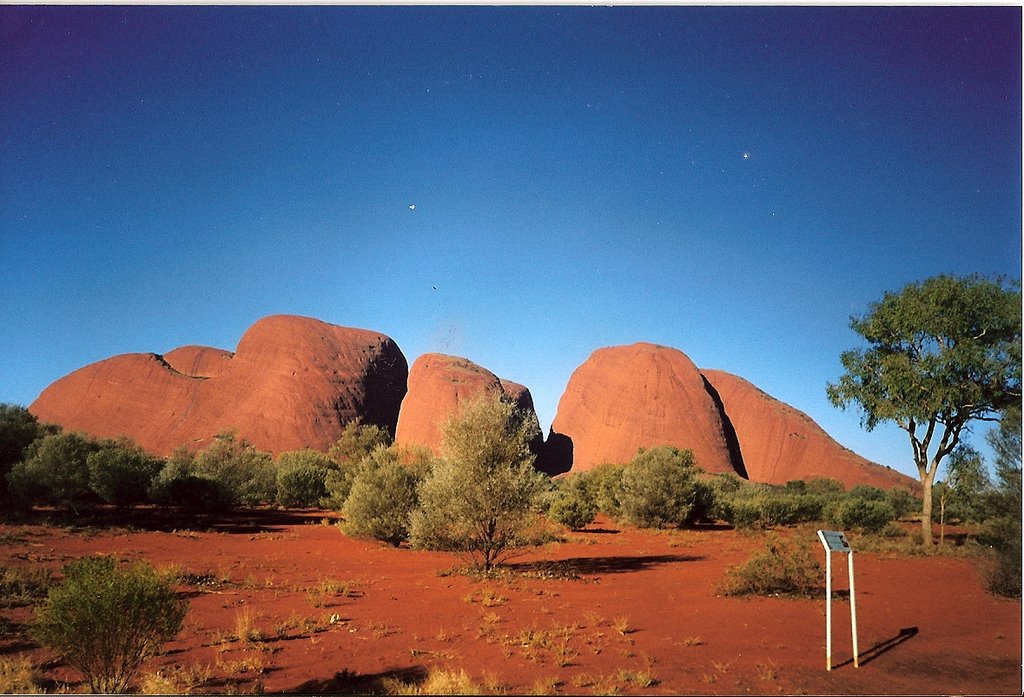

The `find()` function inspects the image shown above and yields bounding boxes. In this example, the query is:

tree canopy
[827,274,1021,544]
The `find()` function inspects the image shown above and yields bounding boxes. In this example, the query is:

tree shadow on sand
[505,553,703,577]
[7,506,325,535]
[286,666,428,694]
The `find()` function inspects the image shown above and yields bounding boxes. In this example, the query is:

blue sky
[1,6,1020,480]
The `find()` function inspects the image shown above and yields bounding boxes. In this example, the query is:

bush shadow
[5,506,327,535]
[506,553,702,577]
[286,666,428,694]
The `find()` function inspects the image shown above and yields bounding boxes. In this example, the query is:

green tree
[410,393,547,571]
[275,449,333,507]
[827,274,1021,545]
[8,431,98,513]
[548,473,598,531]
[617,446,701,528]
[323,421,393,509]
[193,432,275,507]
[87,438,162,507]
[148,447,229,510]
[31,556,186,693]
[328,421,392,466]
[937,444,990,530]
[341,446,421,546]
[0,404,45,504]
[980,405,1021,597]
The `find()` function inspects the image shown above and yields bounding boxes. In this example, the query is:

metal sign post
[816,530,859,671]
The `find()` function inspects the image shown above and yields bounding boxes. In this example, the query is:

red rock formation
[700,369,918,492]
[547,343,738,475]
[163,345,233,378]
[394,353,542,456]
[30,315,408,456]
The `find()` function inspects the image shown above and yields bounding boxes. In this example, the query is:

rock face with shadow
[30,315,408,456]
[547,343,738,475]
[394,353,544,457]
[699,369,919,492]
[546,342,918,492]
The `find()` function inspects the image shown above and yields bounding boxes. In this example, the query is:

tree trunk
[920,476,934,546]
[939,495,945,546]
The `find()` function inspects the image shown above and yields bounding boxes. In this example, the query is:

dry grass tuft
[139,663,214,694]
[382,667,483,695]
[0,654,42,694]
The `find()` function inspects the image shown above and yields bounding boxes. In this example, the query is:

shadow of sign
[837,626,919,668]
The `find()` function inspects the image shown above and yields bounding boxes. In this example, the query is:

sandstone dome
[700,369,918,491]
[547,343,740,475]
[30,315,408,456]
[394,353,543,456]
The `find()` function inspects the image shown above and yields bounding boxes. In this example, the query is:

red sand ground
[1,511,1019,695]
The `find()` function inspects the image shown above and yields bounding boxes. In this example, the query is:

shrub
[275,449,333,507]
[587,463,625,518]
[827,497,896,534]
[31,556,187,693]
[7,431,98,513]
[193,432,275,507]
[148,448,229,510]
[328,421,392,466]
[847,484,886,501]
[617,446,700,528]
[87,438,162,506]
[0,654,42,694]
[410,394,547,570]
[717,482,823,529]
[980,408,1021,597]
[0,564,53,608]
[341,446,421,546]
[548,474,597,530]
[705,472,744,521]
[719,536,822,597]
[805,478,845,497]
[0,404,46,504]
[886,488,918,519]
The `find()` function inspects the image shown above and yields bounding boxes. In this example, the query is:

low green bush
[827,497,896,534]
[617,446,700,529]
[193,432,275,507]
[341,447,421,546]
[87,439,162,506]
[719,536,822,597]
[0,565,52,608]
[885,488,918,519]
[31,556,187,693]
[7,431,98,513]
[548,474,597,530]
[148,447,229,510]
[275,449,333,507]
[587,463,625,519]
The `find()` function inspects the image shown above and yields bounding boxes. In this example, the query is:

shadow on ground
[836,626,919,669]
[506,553,703,577]
[287,666,428,694]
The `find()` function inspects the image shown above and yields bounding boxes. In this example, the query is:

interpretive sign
[816,529,859,671]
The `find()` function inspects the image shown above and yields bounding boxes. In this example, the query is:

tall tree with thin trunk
[827,274,1021,546]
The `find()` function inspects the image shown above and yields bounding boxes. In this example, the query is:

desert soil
[1,510,1019,695]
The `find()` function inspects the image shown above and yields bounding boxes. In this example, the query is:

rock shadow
[536,430,573,476]
[700,374,748,479]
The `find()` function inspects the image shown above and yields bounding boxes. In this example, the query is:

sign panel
[816,530,859,670]
[818,529,852,554]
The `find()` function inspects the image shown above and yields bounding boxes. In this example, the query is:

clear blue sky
[1,6,1020,480]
